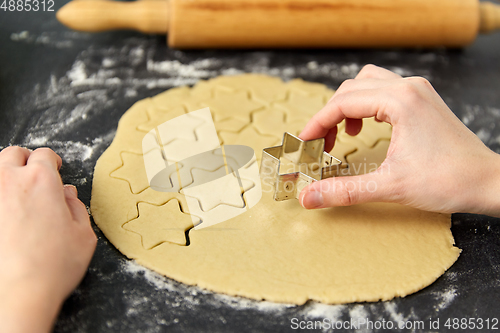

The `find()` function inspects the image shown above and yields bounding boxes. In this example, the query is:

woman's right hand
[299,65,500,217]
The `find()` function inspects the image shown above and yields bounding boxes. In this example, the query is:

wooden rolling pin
[56,0,500,48]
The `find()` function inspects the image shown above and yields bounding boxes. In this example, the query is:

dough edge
[90,74,461,305]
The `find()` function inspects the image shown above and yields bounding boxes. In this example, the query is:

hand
[299,64,500,217]
[0,147,97,333]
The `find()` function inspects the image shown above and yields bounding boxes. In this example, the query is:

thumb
[299,171,399,209]
[64,185,91,224]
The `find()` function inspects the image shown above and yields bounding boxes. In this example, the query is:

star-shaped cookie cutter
[260,132,343,201]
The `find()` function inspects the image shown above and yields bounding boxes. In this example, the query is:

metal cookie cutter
[260,132,343,201]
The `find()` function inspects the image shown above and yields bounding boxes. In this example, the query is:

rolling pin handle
[56,0,169,34]
[480,1,500,34]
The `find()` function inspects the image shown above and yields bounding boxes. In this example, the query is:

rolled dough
[91,74,460,304]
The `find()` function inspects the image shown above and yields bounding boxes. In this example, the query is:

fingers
[323,126,338,153]
[299,168,401,209]
[0,147,63,170]
[64,184,98,270]
[301,65,402,143]
[64,185,91,225]
[345,118,363,136]
[333,78,398,98]
[355,64,403,80]
[0,146,31,167]
[300,88,393,142]
[327,65,402,103]
[27,148,62,170]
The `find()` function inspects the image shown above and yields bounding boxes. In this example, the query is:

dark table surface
[1,2,500,332]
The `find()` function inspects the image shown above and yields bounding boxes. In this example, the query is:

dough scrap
[91,74,460,305]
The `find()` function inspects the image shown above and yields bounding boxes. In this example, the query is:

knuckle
[88,230,98,247]
[404,76,432,90]
[335,181,355,206]
[358,64,379,78]
[34,147,56,159]
[2,146,27,155]
[78,217,96,246]
[30,160,52,174]
[331,92,348,111]
[338,79,355,91]
[2,146,25,154]
[408,76,430,85]
[399,80,420,95]
[396,80,426,106]
[29,162,59,185]
[334,81,354,98]
[87,227,98,247]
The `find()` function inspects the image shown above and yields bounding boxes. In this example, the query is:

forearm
[0,281,62,333]
[0,147,96,333]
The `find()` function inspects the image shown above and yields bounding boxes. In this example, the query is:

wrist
[466,150,500,217]
[0,278,63,333]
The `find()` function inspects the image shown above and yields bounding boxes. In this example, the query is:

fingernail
[64,185,78,197]
[302,190,324,209]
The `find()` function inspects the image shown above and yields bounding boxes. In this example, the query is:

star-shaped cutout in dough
[335,117,392,148]
[201,89,264,123]
[287,79,331,95]
[345,139,390,176]
[273,91,326,123]
[219,125,280,161]
[209,75,288,105]
[214,117,248,133]
[155,111,205,146]
[252,107,309,138]
[137,105,187,133]
[182,167,246,211]
[150,86,192,111]
[252,107,286,136]
[329,139,357,165]
[110,152,149,194]
[123,199,196,248]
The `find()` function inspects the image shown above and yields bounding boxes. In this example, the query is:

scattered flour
[10,30,88,49]
[123,260,181,292]
[461,104,500,151]
[122,259,293,313]
[383,301,406,323]
[10,35,463,329]
[301,61,427,81]
[434,286,458,311]
[302,302,346,320]
[147,58,221,78]
[13,36,426,175]
[121,258,462,333]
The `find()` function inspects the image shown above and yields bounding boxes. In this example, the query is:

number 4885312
[1,0,54,11]
[444,318,498,330]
